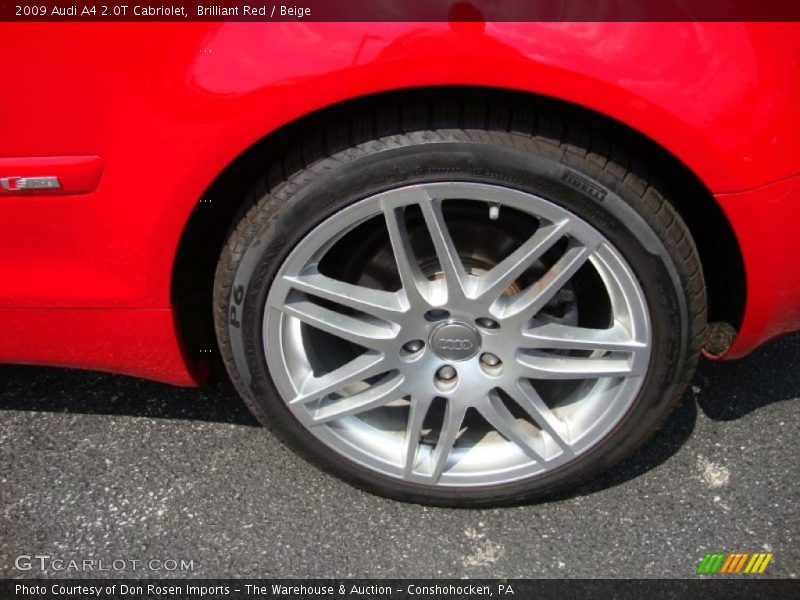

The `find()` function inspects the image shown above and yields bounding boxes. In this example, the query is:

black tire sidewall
[218,137,690,506]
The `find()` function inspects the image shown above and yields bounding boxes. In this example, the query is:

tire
[214,96,706,507]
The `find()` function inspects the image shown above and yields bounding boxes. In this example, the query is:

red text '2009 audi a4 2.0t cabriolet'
[2,9,799,506]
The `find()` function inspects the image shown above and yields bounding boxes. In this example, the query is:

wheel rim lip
[263,181,652,488]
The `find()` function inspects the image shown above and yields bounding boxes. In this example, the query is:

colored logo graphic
[696,552,773,574]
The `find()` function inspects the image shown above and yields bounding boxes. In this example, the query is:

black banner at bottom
[2,579,798,600]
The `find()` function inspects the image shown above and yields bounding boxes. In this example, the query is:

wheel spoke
[383,204,431,305]
[281,295,398,350]
[308,372,405,424]
[500,242,594,322]
[478,392,547,462]
[402,396,433,477]
[419,198,467,302]
[283,269,407,322]
[516,350,643,379]
[503,380,572,453]
[290,352,388,405]
[425,400,467,482]
[520,321,647,354]
[475,220,567,304]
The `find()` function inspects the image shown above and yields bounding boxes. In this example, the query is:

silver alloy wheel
[264,182,651,487]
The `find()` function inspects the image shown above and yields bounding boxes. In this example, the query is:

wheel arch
[171,86,745,368]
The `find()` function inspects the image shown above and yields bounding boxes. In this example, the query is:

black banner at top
[2,0,800,22]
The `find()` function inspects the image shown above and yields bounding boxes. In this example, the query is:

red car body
[2,22,799,386]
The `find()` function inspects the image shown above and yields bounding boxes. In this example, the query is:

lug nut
[437,365,457,381]
[476,317,499,329]
[481,353,501,367]
[403,340,424,353]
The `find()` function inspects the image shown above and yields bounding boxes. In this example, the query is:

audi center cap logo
[429,321,482,361]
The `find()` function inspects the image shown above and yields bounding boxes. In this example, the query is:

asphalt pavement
[1,334,798,579]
